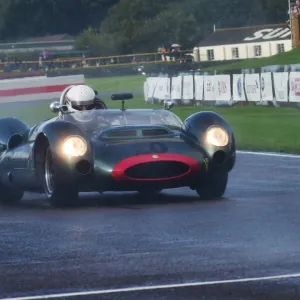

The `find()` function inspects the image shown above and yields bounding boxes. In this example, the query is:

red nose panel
[112,153,200,181]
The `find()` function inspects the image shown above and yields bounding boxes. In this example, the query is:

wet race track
[1,151,300,300]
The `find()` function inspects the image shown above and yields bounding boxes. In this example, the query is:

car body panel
[0,107,236,194]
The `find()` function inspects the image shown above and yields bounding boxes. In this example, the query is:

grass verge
[86,75,145,92]
[202,48,300,71]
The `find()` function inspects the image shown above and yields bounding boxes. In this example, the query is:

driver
[63,84,108,125]
[65,84,107,112]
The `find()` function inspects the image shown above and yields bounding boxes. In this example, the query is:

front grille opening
[125,161,190,179]
[212,150,226,165]
[76,160,91,175]
[107,130,137,138]
[142,129,169,136]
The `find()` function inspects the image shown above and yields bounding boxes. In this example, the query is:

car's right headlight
[62,136,87,157]
[206,126,229,147]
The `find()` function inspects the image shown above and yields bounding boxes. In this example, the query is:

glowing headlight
[62,136,87,157]
[206,126,229,147]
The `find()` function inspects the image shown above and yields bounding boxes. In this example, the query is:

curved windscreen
[61,109,185,132]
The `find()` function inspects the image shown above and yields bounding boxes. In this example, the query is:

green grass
[86,75,145,92]
[203,48,300,71]
[1,75,299,154]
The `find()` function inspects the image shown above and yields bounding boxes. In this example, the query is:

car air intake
[142,128,169,136]
[107,130,137,138]
[124,161,190,179]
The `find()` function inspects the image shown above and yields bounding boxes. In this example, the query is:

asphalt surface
[1,151,300,300]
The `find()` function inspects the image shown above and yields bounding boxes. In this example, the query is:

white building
[193,24,292,62]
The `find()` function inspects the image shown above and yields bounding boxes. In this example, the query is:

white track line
[237,150,300,158]
[2,273,300,300]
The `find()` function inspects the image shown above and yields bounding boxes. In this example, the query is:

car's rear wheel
[43,146,79,208]
[195,170,228,200]
[0,183,24,205]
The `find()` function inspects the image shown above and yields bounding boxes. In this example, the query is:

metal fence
[0,50,195,73]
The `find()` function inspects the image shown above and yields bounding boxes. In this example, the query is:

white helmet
[65,85,96,112]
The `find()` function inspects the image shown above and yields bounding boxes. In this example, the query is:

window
[254,45,262,57]
[207,49,214,60]
[231,47,239,59]
[277,43,285,53]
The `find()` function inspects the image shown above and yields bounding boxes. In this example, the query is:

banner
[146,77,160,100]
[182,75,194,103]
[144,80,148,102]
[171,76,182,100]
[260,72,273,101]
[244,73,261,102]
[232,74,246,101]
[142,71,299,105]
[273,72,288,102]
[214,75,231,101]
[194,75,204,101]
[153,77,170,100]
[289,72,300,102]
[203,75,215,101]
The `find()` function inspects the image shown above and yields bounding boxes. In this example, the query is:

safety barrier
[0,71,46,80]
[143,71,299,106]
[0,74,84,103]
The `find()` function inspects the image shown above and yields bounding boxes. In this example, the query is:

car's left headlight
[206,126,229,147]
[62,136,87,157]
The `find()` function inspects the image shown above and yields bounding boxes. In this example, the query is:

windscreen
[61,109,185,132]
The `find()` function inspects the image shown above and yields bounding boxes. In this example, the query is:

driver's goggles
[73,104,95,111]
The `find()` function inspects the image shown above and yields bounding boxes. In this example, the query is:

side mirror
[50,101,62,113]
[111,93,133,101]
[164,99,174,110]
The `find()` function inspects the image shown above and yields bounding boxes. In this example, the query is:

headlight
[206,126,229,147]
[62,136,87,157]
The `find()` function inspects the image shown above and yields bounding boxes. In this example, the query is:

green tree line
[0,0,290,55]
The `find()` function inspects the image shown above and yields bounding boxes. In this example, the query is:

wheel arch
[33,133,49,182]
[184,111,236,171]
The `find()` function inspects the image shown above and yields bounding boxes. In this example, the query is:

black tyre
[43,146,79,208]
[0,183,23,205]
[195,171,228,200]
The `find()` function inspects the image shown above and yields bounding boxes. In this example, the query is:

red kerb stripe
[0,83,83,96]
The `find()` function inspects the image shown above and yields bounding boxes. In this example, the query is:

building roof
[0,34,75,51]
[196,24,291,47]
[23,34,74,43]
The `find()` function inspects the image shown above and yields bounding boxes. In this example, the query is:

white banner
[182,75,194,103]
[203,75,215,101]
[171,76,182,99]
[232,74,246,101]
[143,80,148,102]
[214,75,231,101]
[260,72,273,101]
[273,72,288,102]
[153,77,170,100]
[146,77,160,100]
[245,73,261,102]
[194,75,204,101]
[289,72,300,102]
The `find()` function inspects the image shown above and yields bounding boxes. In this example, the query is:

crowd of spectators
[289,0,300,17]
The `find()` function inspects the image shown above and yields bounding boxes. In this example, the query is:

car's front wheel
[195,170,228,200]
[43,146,79,208]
